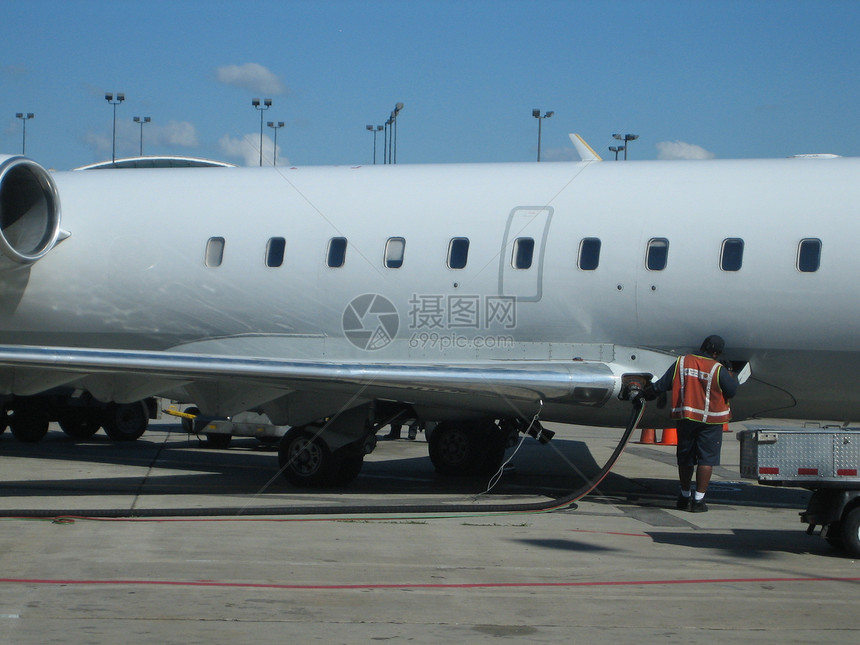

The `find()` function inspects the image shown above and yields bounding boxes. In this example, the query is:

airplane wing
[0,345,617,426]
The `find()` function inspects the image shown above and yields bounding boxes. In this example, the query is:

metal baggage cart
[739,426,860,557]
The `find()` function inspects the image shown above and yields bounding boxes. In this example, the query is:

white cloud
[83,130,111,157]
[150,121,199,148]
[215,63,287,95]
[656,140,715,160]
[82,120,199,162]
[219,133,286,167]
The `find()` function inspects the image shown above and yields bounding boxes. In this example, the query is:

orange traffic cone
[723,423,731,432]
[658,427,678,446]
[637,428,656,444]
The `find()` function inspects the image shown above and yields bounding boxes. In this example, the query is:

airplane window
[646,238,669,271]
[327,237,347,268]
[384,237,405,268]
[448,238,469,269]
[512,237,534,269]
[720,238,744,271]
[266,237,286,268]
[797,238,821,272]
[205,237,225,267]
[578,238,601,270]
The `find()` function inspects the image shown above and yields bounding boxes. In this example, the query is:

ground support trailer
[165,405,286,449]
[739,427,860,557]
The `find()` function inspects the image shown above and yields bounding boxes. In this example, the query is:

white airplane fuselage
[1,155,859,433]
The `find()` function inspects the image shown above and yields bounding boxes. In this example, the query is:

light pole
[391,102,403,164]
[15,113,33,155]
[252,98,272,166]
[612,133,639,160]
[105,92,125,164]
[609,145,624,160]
[382,103,404,164]
[267,121,284,166]
[366,124,383,164]
[133,116,151,156]
[383,116,392,164]
[532,109,554,161]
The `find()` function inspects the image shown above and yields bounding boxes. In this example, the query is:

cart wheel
[840,507,860,558]
[182,407,201,434]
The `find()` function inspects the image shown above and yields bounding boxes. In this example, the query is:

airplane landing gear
[9,407,50,443]
[2,394,155,444]
[279,427,330,487]
[102,402,149,441]
[58,408,102,440]
[278,426,366,488]
[428,419,506,476]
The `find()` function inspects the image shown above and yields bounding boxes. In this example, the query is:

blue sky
[2,0,858,170]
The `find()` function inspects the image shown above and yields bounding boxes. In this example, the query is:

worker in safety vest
[647,335,738,512]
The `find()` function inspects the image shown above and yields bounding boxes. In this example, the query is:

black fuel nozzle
[620,375,650,403]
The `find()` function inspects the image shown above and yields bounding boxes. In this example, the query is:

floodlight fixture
[105,92,126,164]
[391,102,405,164]
[252,98,273,166]
[133,116,151,156]
[532,109,554,161]
[15,112,34,155]
[268,120,285,166]
[366,124,383,164]
[612,133,639,160]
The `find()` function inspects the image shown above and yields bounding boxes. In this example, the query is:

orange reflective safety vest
[670,354,732,423]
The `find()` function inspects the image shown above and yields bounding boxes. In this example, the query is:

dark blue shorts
[676,420,723,467]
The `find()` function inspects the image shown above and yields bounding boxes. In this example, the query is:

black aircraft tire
[10,410,50,443]
[58,408,102,440]
[840,507,860,558]
[103,402,149,442]
[278,427,335,488]
[428,421,484,475]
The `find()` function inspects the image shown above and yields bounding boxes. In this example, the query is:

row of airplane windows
[204,236,824,273]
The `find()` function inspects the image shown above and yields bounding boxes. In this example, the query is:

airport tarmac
[0,419,857,644]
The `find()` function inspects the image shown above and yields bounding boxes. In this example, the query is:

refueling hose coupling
[620,374,649,402]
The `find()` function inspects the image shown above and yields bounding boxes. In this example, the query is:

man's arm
[651,361,677,394]
[718,364,738,399]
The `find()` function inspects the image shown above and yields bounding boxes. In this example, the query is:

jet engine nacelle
[0,155,63,266]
